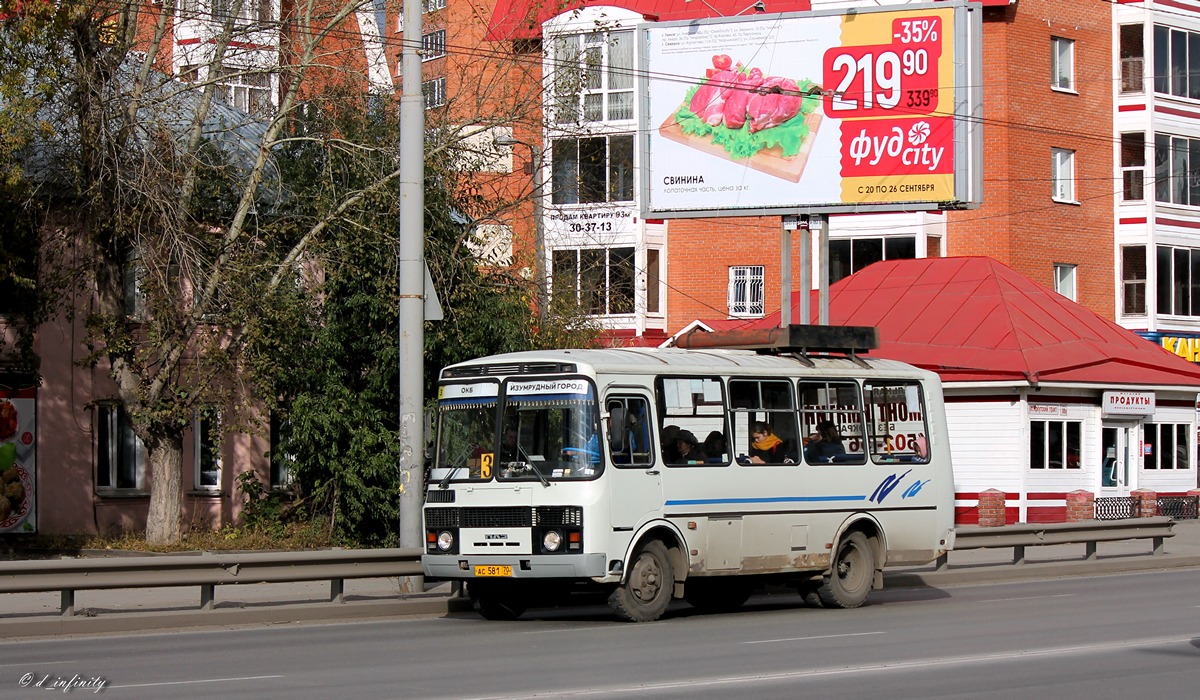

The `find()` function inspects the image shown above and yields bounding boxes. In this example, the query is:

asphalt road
[1,569,1197,699]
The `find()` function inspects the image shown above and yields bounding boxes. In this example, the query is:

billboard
[0,387,35,534]
[639,1,982,217]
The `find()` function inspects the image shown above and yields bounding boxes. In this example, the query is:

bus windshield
[499,378,602,481]
[431,377,602,484]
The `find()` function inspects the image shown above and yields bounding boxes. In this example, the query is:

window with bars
[1052,148,1075,202]
[421,30,445,60]
[728,266,764,317]
[214,67,273,117]
[422,0,445,11]
[550,30,633,124]
[211,0,274,24]
[550,135,633,204]
[423,77,446,109]
[551,247,635,315]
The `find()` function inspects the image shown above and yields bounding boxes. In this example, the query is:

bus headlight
[437,530,455,551]
[542,530,562,552]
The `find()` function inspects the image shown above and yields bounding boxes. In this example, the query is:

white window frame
[550,30,634,125]
[728,266,765,317]
[270,412,296,490]
[96,404,148,492]
[215,68,274,118]
[1051,148,1076,203]
[1051,36,1075,92]
[1053,263,1077,301]
[194,410,222,492]
[421,29,445,61]
[421,0,445,11]
[423,77,446,109]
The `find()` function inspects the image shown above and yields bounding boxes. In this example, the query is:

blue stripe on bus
[664,495,867,506]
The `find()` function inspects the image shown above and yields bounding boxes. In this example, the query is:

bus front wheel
[609,540,673,622]
[817,532,875,609]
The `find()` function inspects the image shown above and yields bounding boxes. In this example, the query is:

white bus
[422,341,954,622]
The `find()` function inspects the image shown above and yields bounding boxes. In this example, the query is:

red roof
[486,0,813,41]
[712,257,1200,387]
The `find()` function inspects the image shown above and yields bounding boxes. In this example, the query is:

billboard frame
[637,0,983,219]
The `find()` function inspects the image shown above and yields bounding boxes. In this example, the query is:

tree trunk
[145,433,184,545]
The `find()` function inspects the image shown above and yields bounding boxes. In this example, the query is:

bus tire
[817,531,875,609]
[798,583,824,608]
[608,540,673,622]
[469,582,527,621]
[684,579,752,613]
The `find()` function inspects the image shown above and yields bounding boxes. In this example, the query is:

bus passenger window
[864,382,930,464]
[606,397,653,467]
[798,381,867,465]
[656,377,728,466]
[730,379,799,466]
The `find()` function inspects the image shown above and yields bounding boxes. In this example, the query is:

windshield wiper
[437,465,460,489]
[503,461,550,487]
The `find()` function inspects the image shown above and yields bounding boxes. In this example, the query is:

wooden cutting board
[658,110,823,183]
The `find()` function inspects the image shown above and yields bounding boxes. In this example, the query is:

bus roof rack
[674,324,879,357]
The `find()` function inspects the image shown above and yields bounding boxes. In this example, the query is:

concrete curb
[883,554,1200,588]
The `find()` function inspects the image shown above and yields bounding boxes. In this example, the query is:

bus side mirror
[608,407,629,453]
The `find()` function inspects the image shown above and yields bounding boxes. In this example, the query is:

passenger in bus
[499,426,522,463]
[662,425,682,463]
[804,420,847,463]
[702,431,728,463]
[748,422,793,464]
[674,429,708,464]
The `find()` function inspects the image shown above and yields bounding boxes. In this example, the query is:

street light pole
[397,0,425,586]
[497,135,546,319]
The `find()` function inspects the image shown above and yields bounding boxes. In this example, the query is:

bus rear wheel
[817,532,875,609]
[608,540,673,622]
[469,582,527,621]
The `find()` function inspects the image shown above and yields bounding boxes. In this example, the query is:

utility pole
[397,0,425,590]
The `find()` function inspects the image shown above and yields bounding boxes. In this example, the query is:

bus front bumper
[423,553,610,580]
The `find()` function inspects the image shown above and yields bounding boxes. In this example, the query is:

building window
[1121,133,1145,201]
[828,236,917,283]
[1030,419,1081,469]
[550,30,634,124]
[728,266,764,317]
[552,247,634,315]
[1153,24,1200,99]
[1144,423,1191,470]
[421,30,445,60]
[215,67,273,118]
[96,404,147,491]
[1122,245,1146,315]
[1120,24,1144,94]
[194,410,221,491]
[423,77,446,109]
[212,0,274,25]
[1153,133,1200,206]
[421,0,445,12]
[1053,263,1076,301]
[123,252,145,319]
[1051,148,1075,202]
[1156,245,1200,316]
[1051,37,1074,91]
[550,135,633,204]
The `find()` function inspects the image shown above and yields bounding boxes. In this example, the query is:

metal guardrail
[938,516,1175,571]
[0,548,423,616]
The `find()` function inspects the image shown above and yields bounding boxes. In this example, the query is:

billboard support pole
[799,216,811,326]
[780,223,792,328]
[815,214,829,324]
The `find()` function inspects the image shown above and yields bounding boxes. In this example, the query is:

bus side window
[607,397,653,466]
[864,381,929,464]
[798,381,867,465]
[655,376,728,466]
[730,378,798,466]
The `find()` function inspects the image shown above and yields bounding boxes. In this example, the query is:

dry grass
[3,522,338,556]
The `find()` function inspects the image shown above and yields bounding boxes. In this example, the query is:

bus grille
[424,506,584,528]
[443,362,576,378]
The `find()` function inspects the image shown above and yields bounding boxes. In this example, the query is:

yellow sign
[1161,336,1200,362]
[479,453,493,479]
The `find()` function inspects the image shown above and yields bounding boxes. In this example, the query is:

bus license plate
[474,565,512,577]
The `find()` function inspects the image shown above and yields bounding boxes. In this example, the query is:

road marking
[111,674,283,689]
[451,634,1196,699]
[744,631,886,644]
[977,594,1074,603]
[0,661,82,668]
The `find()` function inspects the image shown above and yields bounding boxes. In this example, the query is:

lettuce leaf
[672,78,820,160]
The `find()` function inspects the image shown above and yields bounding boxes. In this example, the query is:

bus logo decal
[869,470,912,504]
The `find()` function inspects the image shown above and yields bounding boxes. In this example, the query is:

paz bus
[421,328,954,622]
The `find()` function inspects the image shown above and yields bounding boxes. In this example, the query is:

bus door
[1101,422,1137,496]
[605,394,662,530]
